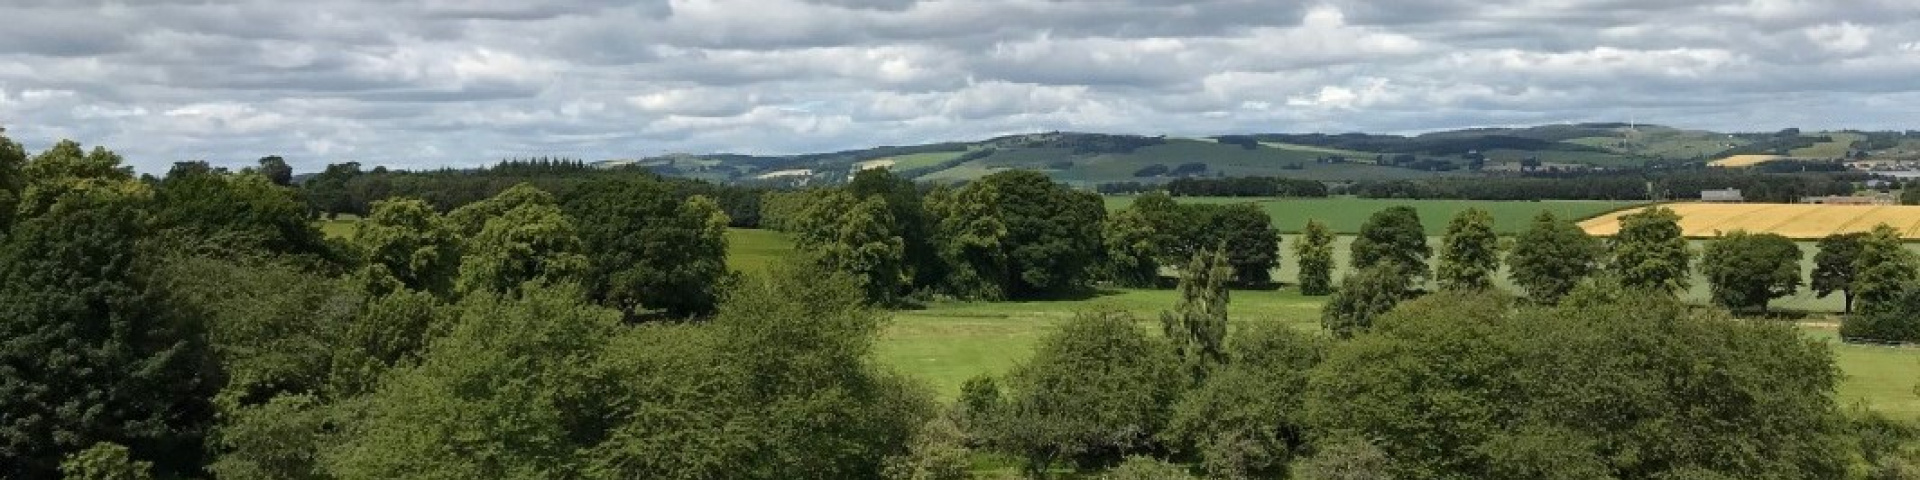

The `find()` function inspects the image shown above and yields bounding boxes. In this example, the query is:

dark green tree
[932,171,1103,299]
[1160,248,1232,384]
[796,192,908,305]
[0,182,217,479]
[1506,211,1602,304]
[1811,232,1867,313]
[1350,206,1430,284]
[1000,310,1183,473]
[1199,204,1280,286]
[1435,208,1499,291]
[1699,230,1802,312]
[1841,288,1920,343]
[256,156,293,187]
[561,178,731,317]
[846,168,942,290]
[1321,265,1415,339]
[1607,207,1693,293]
[1294,219,1336,296]
[152,167,333,262]
[1306,289,1850,479]
[1852,224,1918,312]
[0,129,26,233]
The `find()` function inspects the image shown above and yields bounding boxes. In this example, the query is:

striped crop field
[1580,202,1920,239]
[1708,154,1786,167]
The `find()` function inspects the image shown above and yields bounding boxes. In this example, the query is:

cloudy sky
[2,0,1918,172]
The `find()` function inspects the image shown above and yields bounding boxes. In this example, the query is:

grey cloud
[1,0,1919,172]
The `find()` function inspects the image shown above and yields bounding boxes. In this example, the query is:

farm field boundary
[1581,202,1920,239]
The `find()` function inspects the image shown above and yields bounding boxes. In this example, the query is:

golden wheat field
[1707,154,1785,167]
[1580,202,1920,239]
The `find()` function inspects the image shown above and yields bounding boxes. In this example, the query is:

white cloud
[1805,22,1873,54]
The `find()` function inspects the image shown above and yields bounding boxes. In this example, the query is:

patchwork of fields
[1581,202,1920,239]
[1105,196,1642,235]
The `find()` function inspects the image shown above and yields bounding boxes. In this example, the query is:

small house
[1700,189,1744,203]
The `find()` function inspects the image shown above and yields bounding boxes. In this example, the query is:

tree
[561,178,731,317]
[1100,457,1197,480]
[1811,232,1867,313]
[1608,207,1692,293]
[1000,310,1183,473]
[1321,265,1414,339]
[450,185,589,297]
[320,285,620,479]
[1350,206,1429,284]
[1699,230,1802,312]
[1101,207,1161,288]
[0,182,217,479]
[151,167,333,262]
[1841,288,1920,343]
[60,443,155,480]
[1160,248,1231,384]
[798,193,908,305]
[1199,204,1280,286]
[1434,208,1499,291]
[256,156,293,187]
[1295,220,1336,296]
[0,129,26,233]
[932,171,1104,299]
[847,168,942,290]
[349,198,462,297]
[1852,224,1918,312]
[1506,211,1602,304]
[1306,289,1850,479]
[15,139,134,220]
[1164,324,1328,479]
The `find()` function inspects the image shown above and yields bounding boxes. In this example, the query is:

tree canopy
[1607,207,1693,293]
[1506,211,1602,304]
[1699,230,1802,312]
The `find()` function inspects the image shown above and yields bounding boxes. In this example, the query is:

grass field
[1581,202,1920,239]
[1106,196,1642,235]
[729,228,1920,416]
[318,215,360,239]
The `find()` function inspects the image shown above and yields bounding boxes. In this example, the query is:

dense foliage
[1607,207,1693,293]
[1699,230,1802,312]
[1294,219,1337,296]
[1434,208,1499,291]
[1350,206,1430,284]
[1505,211,1603,304]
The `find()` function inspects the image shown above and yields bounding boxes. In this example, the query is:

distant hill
[604,124,1916,186]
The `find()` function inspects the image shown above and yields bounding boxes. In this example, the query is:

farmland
[1709,154,1786,167]
[715,229,1920,416]
[1581,202,1920,239]
[1105,196,1641,234]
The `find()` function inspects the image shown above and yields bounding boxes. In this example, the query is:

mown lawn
[1104,196,1641,235]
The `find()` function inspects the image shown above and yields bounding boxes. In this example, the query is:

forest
[5,131,1920,480]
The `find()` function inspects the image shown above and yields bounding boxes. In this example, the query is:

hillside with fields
[618,124,1920,187]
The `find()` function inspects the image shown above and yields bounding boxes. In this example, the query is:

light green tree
[452,185,589,297]
[1435,208,1499,291]
[1102,207,1161,288]
[1321,265,1414,339]
[1350,206,1430,285]
[60,443,154,480]
[799,193,908,304]
[1295,219,1337,296]
[1001,309,1184,474]
[1161,248,1232,384]
[351,198,463,297]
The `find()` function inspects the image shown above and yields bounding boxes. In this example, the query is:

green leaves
[1506,211,1602,304]
[1435,208,1499,291]
[1700,230,1801,312]
[1607,207,1693,293]
[1851,224,1918,312]
[1001,310,1184,472]
[932,171,1104,300]
[1295,219,1337,296]
[1351,206,1430,285]
[561,178,731,317]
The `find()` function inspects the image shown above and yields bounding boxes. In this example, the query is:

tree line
[5,128,1918,479]
[301,159,767,228]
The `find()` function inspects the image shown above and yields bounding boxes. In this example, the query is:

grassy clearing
[1793,132,1864,159]
[317,215,361,239]
[725,228,796,277]
[1106,196,1641,235]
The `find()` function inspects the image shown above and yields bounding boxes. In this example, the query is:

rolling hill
[609,124,1912,186]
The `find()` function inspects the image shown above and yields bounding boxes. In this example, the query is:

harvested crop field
[1708,154,1785,167]
[1580,202,1920,239]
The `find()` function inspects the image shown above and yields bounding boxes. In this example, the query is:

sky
[1,0,1918,173]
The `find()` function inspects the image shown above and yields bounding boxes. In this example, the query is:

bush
[1099,456,1196,480]
[1000,310,1184,473]
[1842,289,1920,343]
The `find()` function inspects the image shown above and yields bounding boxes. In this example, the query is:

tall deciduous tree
[1507,211,1602,304]
[1101,207,1161,288]
[0,182,217,479]
[798,193,908,305]
[1852,224,1918,312]
[1700,230,1802,312]
[1350,206,1430,285]
[256,156,293,187]
[0,129,26,233]
[16,139,133,220]
[561,178,731,317]
[349,198,463,297]
[1200,204,1280,286]
[1295,220,1337,296]
[1811,232,1867,313]
[932,171,1103,299]
[450,184,588,297]
[1607,207,1692,293]
[847,168,942,290]
[1435,208,1499,291]
[152,167,333,262]
[1164,324,1328,479]
[1161,248,1232,384]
